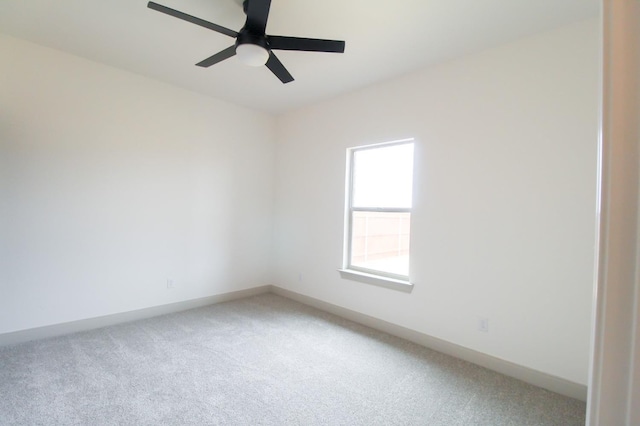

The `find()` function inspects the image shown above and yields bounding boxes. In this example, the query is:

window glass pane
[352,143,414,208]
[350,211,410,276]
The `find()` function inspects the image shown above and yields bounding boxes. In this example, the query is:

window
[342,139,414,286]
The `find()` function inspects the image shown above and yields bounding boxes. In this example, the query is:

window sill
[338,269,414,293]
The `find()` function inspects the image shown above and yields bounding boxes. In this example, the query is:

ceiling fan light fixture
[147,0,346,83]
[236,43,269,67]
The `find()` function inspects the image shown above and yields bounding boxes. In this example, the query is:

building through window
[344,139,414,280]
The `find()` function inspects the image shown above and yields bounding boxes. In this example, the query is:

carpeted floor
[0,293,585,425]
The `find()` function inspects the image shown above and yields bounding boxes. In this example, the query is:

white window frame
[339,139,415,292]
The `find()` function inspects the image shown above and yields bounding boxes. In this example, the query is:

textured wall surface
[0,35,276,334]
[274,20,599,386]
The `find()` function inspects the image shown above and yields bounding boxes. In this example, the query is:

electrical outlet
[477,317,489,333]
[166,279,174,289]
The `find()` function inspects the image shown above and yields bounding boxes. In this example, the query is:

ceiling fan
[147,0,346,84]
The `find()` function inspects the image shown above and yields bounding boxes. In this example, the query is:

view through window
[345,140,414,279]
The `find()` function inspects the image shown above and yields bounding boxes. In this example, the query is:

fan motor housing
[236,29,269,51]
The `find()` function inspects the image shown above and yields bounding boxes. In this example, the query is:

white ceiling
[0,0,599,114]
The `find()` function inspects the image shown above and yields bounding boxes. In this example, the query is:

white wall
[0,35,275,334]
[588,0,640,424]
[274,20,599,386]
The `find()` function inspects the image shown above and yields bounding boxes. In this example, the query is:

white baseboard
[270,285,588,402]
[0,285,271,347]
[0,284,588,402]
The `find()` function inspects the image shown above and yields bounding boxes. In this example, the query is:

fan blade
[195,46,237,67]
[268,36,345,53]
[245,0,271,35]
[148,2,237,38]
[265,53,294,84]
